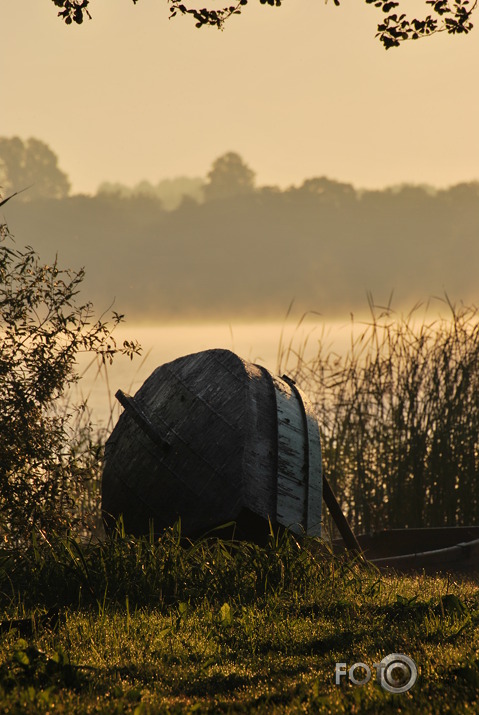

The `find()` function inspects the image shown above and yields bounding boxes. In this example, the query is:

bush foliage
[0,220,140,543]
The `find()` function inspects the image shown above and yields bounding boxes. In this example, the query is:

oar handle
[323,475,363,556]
[115,389,171,450]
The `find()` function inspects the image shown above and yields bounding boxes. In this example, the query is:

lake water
[69,306,463,430]
[72,319,357,429]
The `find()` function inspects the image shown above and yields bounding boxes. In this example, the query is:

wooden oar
[322,474,363,556]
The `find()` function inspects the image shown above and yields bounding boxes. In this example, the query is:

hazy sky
[3,0,479,194]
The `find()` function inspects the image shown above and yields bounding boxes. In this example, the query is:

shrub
[0,220,140,544]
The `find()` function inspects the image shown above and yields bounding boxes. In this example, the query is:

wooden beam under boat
[332,527,479,574]
[370,537,479,574]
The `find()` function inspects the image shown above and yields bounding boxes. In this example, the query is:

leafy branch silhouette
[50,0,477,48]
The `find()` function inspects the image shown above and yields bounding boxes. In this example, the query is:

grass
[1,528,479,713]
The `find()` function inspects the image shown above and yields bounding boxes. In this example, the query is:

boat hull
[102,349,322,538]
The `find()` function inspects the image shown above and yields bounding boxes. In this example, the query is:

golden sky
[3,0,479,193]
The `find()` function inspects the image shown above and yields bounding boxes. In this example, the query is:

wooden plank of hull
[274,376,307,534]
[265,375,322,537]
[299,384,322,537]
[240,362,277,526]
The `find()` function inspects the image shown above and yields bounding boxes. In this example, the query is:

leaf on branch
[382,2,399,12]
[51,0,477,48]
[54,0,92,25]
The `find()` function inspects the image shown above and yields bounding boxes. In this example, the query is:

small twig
[0,185,33,207]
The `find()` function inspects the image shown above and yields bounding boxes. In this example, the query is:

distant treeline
[4,181,479,321]
[2,140,479,320]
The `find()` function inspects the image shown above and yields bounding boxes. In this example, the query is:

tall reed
[289,298,479,533]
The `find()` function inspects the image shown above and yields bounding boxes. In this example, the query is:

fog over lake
[73,319,358,428]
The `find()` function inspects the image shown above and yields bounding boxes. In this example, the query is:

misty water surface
[72,319,356,428]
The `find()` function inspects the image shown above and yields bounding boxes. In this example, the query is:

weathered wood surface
[268,375,322,537]
[102,348,323,538]
[102,349,247,536]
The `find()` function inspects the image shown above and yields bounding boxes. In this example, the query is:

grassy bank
[1,529,478,714]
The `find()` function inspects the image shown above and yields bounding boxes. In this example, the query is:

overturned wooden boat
[102,348,323,539]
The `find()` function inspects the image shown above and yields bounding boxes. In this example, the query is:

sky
[2,0,479,194]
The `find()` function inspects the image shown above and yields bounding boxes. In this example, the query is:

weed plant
[284,297,479,534]
[0,522,360,611]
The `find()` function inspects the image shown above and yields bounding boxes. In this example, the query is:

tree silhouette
[51,0,477,48]
[204,152,255,202]
[290,177,356,207]
[0,137,70,201]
